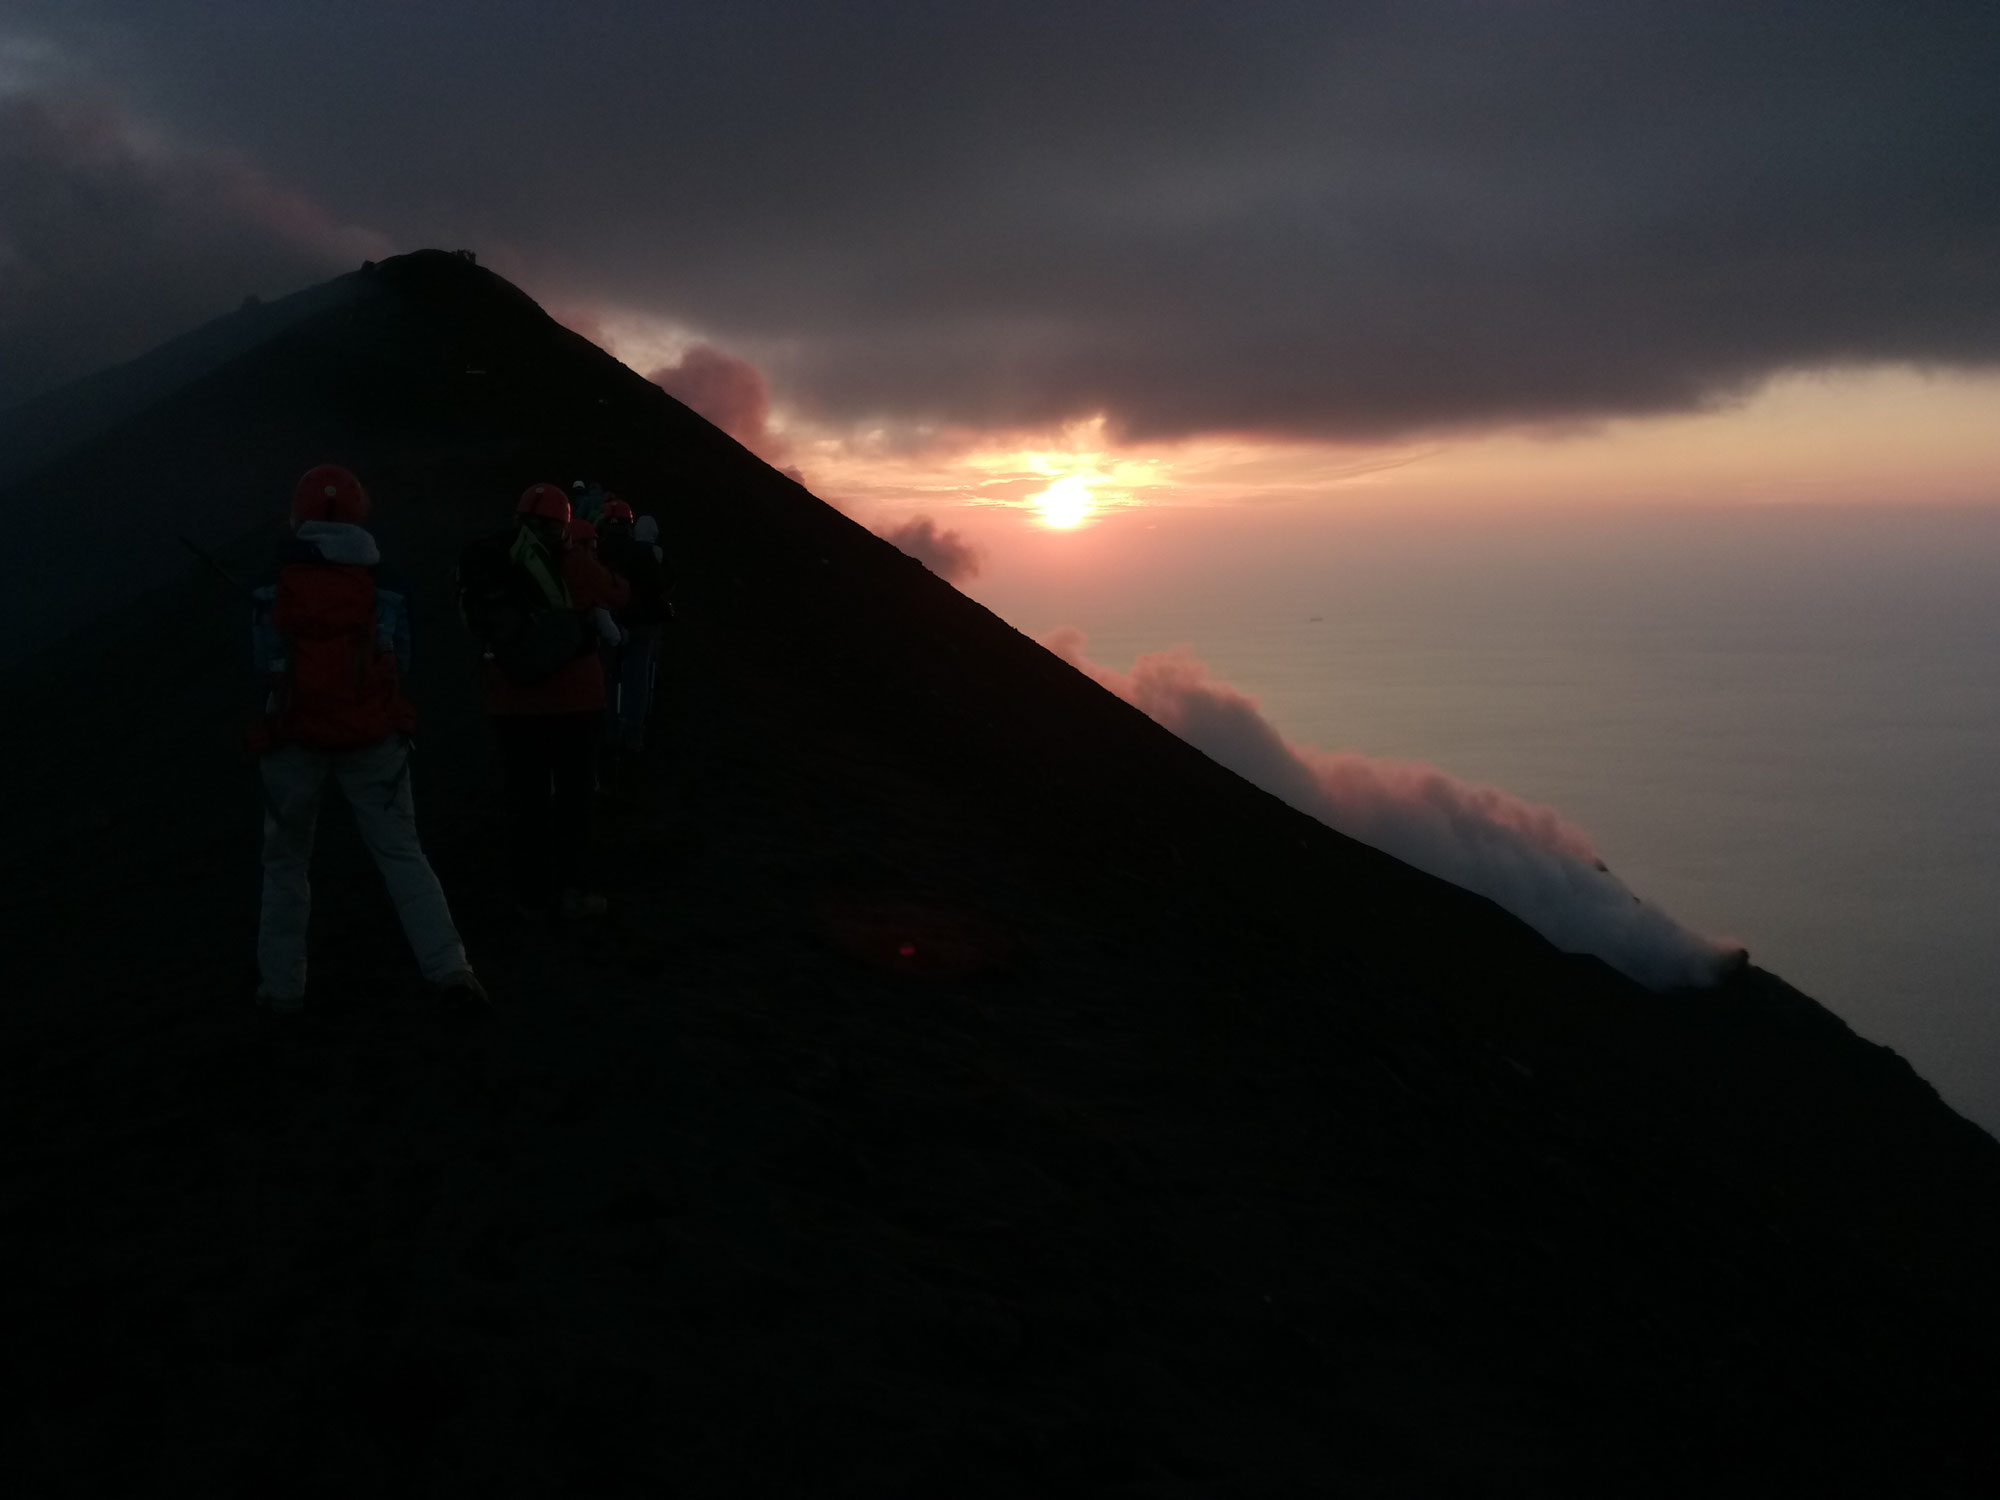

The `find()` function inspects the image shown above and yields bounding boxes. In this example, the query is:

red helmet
[601,497,634,522]
[291,465,370,527]
[517,482,571,522]
[562,517,598,545]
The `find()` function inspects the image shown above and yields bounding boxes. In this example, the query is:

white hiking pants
[257,736,468,1001]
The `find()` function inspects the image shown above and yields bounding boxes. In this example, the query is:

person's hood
[293,520,380,566]
[633,515,659,544]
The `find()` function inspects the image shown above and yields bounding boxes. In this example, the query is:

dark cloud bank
[6,1,2000,436]
[0,91,385,408]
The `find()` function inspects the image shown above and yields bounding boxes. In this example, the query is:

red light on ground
[816,894,1016,978]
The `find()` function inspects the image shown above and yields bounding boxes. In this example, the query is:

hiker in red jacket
[472,483,628,918]
[250,465,485,1012]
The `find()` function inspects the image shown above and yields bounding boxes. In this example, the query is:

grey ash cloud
[7,2,2000,437]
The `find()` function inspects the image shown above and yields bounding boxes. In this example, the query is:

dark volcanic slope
[3,251,1998,1498]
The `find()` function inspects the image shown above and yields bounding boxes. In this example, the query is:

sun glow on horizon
[754,369,2000,544]
[794,410,1452,526]
[1034,474,1095,527]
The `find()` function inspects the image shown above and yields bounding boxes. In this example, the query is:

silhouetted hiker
[459,483,628,919]
[563,514,626,691]
[562,515,627,664]
[249,465,486,1012]
[561,513,604,561]
[632,512,664,565]
[597,496,672,776]
[571,478,607,525]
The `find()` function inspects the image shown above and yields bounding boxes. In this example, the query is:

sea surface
[964,504,2000,1137]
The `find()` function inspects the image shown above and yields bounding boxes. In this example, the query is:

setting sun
[1035,474,1095,527]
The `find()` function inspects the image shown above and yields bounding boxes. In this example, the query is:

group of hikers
[247,465,671,1012]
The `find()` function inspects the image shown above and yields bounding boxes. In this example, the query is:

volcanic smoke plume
[647,343,776,453]
[1046,630,1740,991]
[877,515,982,583]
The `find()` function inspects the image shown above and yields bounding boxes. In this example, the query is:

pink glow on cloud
[1044,627,1740,990]
[205,149,393,265]
[649,342,778,455]
[552,304,609,346]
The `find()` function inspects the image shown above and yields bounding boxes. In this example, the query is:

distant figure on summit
[459,483,627,919]
[249,465,485,1012]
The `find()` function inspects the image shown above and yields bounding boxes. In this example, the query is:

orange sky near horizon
[791,366,2000,536]
[593,308,2000,538]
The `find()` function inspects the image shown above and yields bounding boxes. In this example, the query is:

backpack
[598,530,670,627]
[456,526,592,685]
[266,563,416,749]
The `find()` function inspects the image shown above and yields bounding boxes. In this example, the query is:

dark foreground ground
[4,250,1999,1497]
[7,591,2000,1498]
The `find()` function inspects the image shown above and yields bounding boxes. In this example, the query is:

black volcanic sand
[4,252,1999,1497]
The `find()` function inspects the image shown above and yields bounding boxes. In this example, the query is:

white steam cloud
[1046,629,1742,991]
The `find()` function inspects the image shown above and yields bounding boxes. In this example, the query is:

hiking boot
[560,888,609,918]
[434,969,490,1003]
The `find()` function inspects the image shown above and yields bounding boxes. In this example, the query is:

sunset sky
[6,3,2000,1124]
[4,1,1998,553]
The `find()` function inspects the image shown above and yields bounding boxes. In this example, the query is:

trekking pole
[178,534,255,600]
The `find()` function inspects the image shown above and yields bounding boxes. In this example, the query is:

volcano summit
[2,251,1997,1497]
